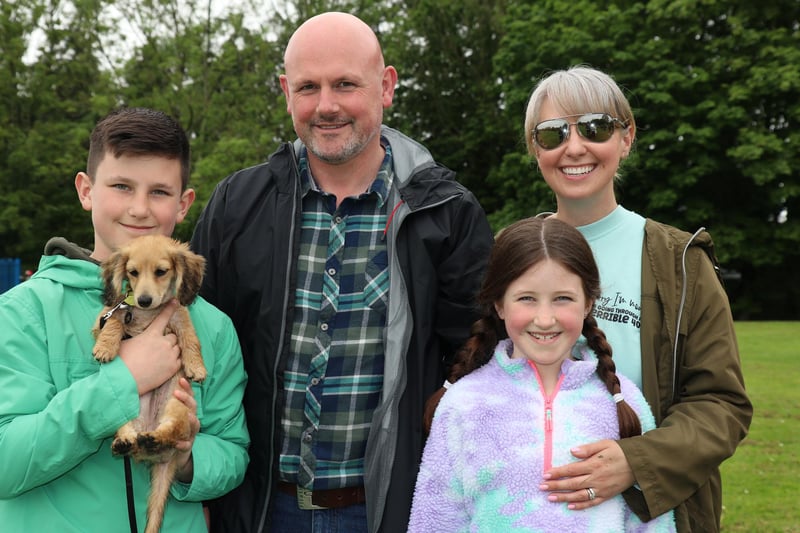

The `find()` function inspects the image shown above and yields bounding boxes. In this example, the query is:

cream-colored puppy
[92,234,206,533]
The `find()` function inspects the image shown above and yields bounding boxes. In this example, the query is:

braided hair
[423,217,641,438]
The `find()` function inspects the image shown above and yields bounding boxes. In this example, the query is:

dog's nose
[137,295,153,308]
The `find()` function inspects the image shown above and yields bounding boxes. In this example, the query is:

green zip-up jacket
[0,239,250,532]
[618,219,752,532]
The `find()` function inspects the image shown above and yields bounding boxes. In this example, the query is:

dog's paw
[112,436,137,456]
[184,365,207,383]
[137,433,175,454]
[93,347,115,363]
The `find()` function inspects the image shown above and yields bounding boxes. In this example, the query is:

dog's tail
[145,459,179,533]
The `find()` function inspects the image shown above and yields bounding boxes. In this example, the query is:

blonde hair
[524,66,636,155]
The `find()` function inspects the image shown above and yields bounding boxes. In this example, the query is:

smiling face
[533,98,633,223]
[279,13,397,166]
[495,258,591,377]
[75,152,194,262]
[523,68,637,226]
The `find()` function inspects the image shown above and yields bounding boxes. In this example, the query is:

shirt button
[334,216,343,224]
[303,433,312,443]
[327,267,336,276]
[310,377,320,386]
[320,323,329,331]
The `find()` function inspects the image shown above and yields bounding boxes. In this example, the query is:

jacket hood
[44,237,94,261]
[290,125,465,213]
[33,237,101,291]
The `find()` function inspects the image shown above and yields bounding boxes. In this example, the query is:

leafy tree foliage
[383,0,513,215]
[1,0,797,317]
[0,0,113,258]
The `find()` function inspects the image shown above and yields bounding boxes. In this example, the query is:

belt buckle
[296,485,326,510]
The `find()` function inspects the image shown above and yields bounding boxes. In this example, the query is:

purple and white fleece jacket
[408,339,676,532]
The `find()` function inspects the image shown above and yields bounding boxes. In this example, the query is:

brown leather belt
[277,481,366,510]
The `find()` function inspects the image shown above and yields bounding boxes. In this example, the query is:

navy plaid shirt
[279,142,393,490]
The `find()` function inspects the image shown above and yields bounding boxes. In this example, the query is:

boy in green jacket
[0,107,250,532]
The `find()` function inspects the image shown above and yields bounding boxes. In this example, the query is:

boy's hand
[174,377,200,483]
[119,299,182,394]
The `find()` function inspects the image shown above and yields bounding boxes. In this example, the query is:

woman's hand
[539,439,635,510]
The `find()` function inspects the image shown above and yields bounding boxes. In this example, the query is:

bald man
[192,12,494,533]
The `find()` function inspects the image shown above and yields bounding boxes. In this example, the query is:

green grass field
[720,322,799,532]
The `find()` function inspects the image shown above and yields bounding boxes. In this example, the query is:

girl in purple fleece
[409,217,675,532]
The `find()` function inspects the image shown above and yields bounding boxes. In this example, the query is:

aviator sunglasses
[533,113,628,150]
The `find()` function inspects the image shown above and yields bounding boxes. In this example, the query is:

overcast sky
[22,0,276,67]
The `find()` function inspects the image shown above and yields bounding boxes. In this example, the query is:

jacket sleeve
[0,290,140,498]
[170,307,250,501]
[190,179,229,309]
[435,190,494,361]
[618,243,752,519]
[407,400,468,532]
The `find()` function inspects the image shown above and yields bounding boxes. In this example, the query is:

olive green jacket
[619,219,752,532]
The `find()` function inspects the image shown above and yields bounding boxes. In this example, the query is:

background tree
[0,0,114,257]
[1,0,797,318]
[111,0,292,239]
[383,0,512,215]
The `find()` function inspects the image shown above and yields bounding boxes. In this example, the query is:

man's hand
[539,439,635,510]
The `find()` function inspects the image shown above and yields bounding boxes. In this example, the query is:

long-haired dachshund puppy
[92,234,206,533]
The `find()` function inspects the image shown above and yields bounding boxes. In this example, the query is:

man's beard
[305,121,378,165]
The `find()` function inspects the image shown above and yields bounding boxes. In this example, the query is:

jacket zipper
[528,361,565,472]
[368,190,463,532]
[258,144,301,533]
[671,227,704,403]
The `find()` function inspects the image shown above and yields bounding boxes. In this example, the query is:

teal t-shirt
[577,206,645,388]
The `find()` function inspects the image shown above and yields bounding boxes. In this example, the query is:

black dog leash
[98,292,138,532]
[124,456,139,533]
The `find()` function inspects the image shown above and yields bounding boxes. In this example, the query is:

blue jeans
[268,489,369,533]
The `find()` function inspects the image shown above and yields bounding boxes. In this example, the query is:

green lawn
[720,322,799,532]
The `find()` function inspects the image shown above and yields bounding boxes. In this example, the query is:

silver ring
[586,487,596,501]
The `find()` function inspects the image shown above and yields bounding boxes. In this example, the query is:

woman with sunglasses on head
[524,66,751,532]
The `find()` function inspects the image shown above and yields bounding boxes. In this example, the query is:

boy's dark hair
[424,216,642,439]
[86,107,191,190]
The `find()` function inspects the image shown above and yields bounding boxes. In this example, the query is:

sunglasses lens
[534,114,622,150]
[576,114,616,143]
[534,120,568,150]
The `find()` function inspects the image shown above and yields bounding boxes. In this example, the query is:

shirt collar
[299,137,394,207]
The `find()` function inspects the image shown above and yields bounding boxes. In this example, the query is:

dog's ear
[173,242,206,306]
[101,249,129,306]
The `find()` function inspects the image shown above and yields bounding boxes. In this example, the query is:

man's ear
[381,66,398,108]
[75,172,93,212]
[279,75,292,114]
